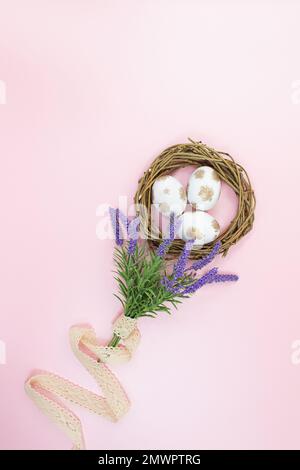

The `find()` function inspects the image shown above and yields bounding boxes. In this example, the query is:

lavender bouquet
[108,208,238,347]
[25,207,239,451]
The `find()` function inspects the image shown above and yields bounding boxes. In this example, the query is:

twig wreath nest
[134,139,256,260]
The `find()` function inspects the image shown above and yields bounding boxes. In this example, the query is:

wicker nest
[134,139,255,259]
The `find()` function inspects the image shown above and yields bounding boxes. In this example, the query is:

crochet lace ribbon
[25,315,140,450]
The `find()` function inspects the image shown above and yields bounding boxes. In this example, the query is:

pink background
[1,0,300,450]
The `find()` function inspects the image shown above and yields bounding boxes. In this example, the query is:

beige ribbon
[25,316,140,450]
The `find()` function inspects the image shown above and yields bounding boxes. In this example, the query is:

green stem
[108,333,121,347]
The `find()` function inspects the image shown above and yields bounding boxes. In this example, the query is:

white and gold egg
[152,175,187,216]
[187,166,221,211]
[177,211,220,246]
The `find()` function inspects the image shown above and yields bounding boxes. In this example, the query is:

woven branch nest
[134,139,256,259]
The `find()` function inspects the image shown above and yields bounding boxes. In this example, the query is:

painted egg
[187,166,221,211]
[152,175,187,216]
[177,211,220,246]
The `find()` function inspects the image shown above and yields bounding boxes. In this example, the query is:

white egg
[177,211,220,246]
[152,175,187,216]
[187,166,221,211]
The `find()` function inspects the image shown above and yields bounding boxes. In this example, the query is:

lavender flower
[210,273,239,283]
[128,239,137,255]
[168,212,176,240]
[127,217,140,255]
[109,207,139,248]
[156,241,170,258]
[188,241,221,272]
[156,213,179,258]
[109,207,123,246]
[182,267,219,294]
[172,239,194,281]
[161,276,176,292]
[162,239,238,298]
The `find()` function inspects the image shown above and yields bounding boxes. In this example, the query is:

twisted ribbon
[25,316,140,450]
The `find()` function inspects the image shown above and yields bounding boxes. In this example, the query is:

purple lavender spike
[188,241,221,272]
[172,239,194,281]
[210,273,239,283]
[161,276,181,294]
[128,239,137,255]
[182,267,218,295]
[156,213,181,258]
[127,217,140,255]
[168,212,175,240]
[161,276,173,290]
[156,240,171,258]
[109,207,123,246]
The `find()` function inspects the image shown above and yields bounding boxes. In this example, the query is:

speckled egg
[187,166,221,211]
[177,211,220,246]
[152,175,187,216]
